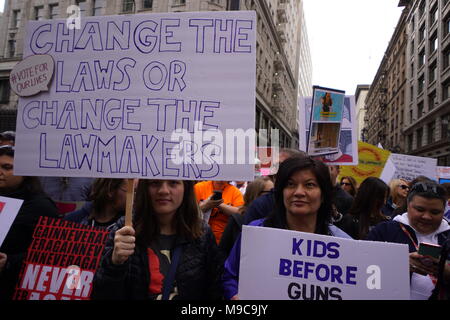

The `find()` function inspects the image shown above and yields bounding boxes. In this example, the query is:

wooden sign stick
[125,178,135,227]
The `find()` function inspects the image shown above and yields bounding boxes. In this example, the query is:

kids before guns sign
[238,226,410,300]
[13,11,256,181]
[13,217,108,300]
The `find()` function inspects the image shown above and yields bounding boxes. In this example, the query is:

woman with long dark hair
[222,156,351,300]
[92,179,223,300]
[338,177,390,240]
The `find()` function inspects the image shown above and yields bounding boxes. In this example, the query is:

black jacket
[92,217,224,300]
[0,186,58,300]
[334,184,353,216]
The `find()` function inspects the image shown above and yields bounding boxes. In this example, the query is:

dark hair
[349,177,390,239]
[134,179,203,245]
[0,131,15,142]
[89,178,126,218]
[279,148,308,158]
[407,181,448,207]
[0,145,43,195]
[264,156,333,235]
[441,183,450,198]
[340,176,358,197]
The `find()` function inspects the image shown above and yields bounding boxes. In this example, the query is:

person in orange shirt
[194,181,244,244]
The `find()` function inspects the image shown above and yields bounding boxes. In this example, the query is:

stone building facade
[0,0,311,150]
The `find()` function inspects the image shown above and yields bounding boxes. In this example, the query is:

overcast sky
[303,0,404,95]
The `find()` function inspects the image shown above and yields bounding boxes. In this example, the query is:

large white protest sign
[381,153,438,182]
[0,196,24,247]
[238,226,410,300]
[14,11,256,181]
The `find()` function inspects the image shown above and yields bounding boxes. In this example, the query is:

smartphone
[211,191,222,200]
[418,242,442,259]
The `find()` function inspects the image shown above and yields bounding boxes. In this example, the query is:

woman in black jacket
[0,145,58,299]
[92,179,223,300]
[338,177,390,240]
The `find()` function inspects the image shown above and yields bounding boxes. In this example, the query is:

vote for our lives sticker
[10,54,54,97]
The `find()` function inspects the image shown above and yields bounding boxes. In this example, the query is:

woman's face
[340,178,353,193]
[396,181,410,198]
[148,180,185,216]
[283,169,322,219]
[0,155,24,193]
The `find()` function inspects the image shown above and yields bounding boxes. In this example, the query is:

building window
[444,15,450,38]
[430,6,438,26]
[418,49,425,67]
[417,101,424,118]
[444,46,450,69]
[410,15,415,32]
[428,121,435,144]
[410,109,413,123]
[0,79,10,103]
[8,39,16,58]
[441,114,450,139]
[429,63,437,83]
[49,4,59,19]
[429,33,438,53]
[419,0,426,18]
[419,24,426,42]
[34,6,45,21]
[417,128,423,148]
[173,0,186,4]
[123,0,134,12]
[76,0,87,16]
[93,0,105,15]
[408,134,413,151]
[143,0,153,8]
[410,85,414,102]
[11,10,20,28]
[428,90,437,110]
[410,39,415,56]
[418,75,425,93]
[443,81,450,100]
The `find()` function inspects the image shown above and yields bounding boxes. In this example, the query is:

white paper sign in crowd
[0,196,24,247]
[380,153,438,183]
[238,226,410,300]
[14,11,256,181]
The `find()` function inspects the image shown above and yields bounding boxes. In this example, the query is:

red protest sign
[13,216,109,300]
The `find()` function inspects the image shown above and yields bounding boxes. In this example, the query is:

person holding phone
[194,181,244,244]
[367,181,450,300]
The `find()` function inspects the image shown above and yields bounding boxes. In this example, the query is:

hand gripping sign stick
[125,179,135,227]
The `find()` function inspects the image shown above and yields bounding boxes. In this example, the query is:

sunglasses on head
[410,182,444,196]
[398,185,410,190]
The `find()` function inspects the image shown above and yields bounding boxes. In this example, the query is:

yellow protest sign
[339,141,391,185]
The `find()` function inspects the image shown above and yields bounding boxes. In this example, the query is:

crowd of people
[0,130,449,300]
